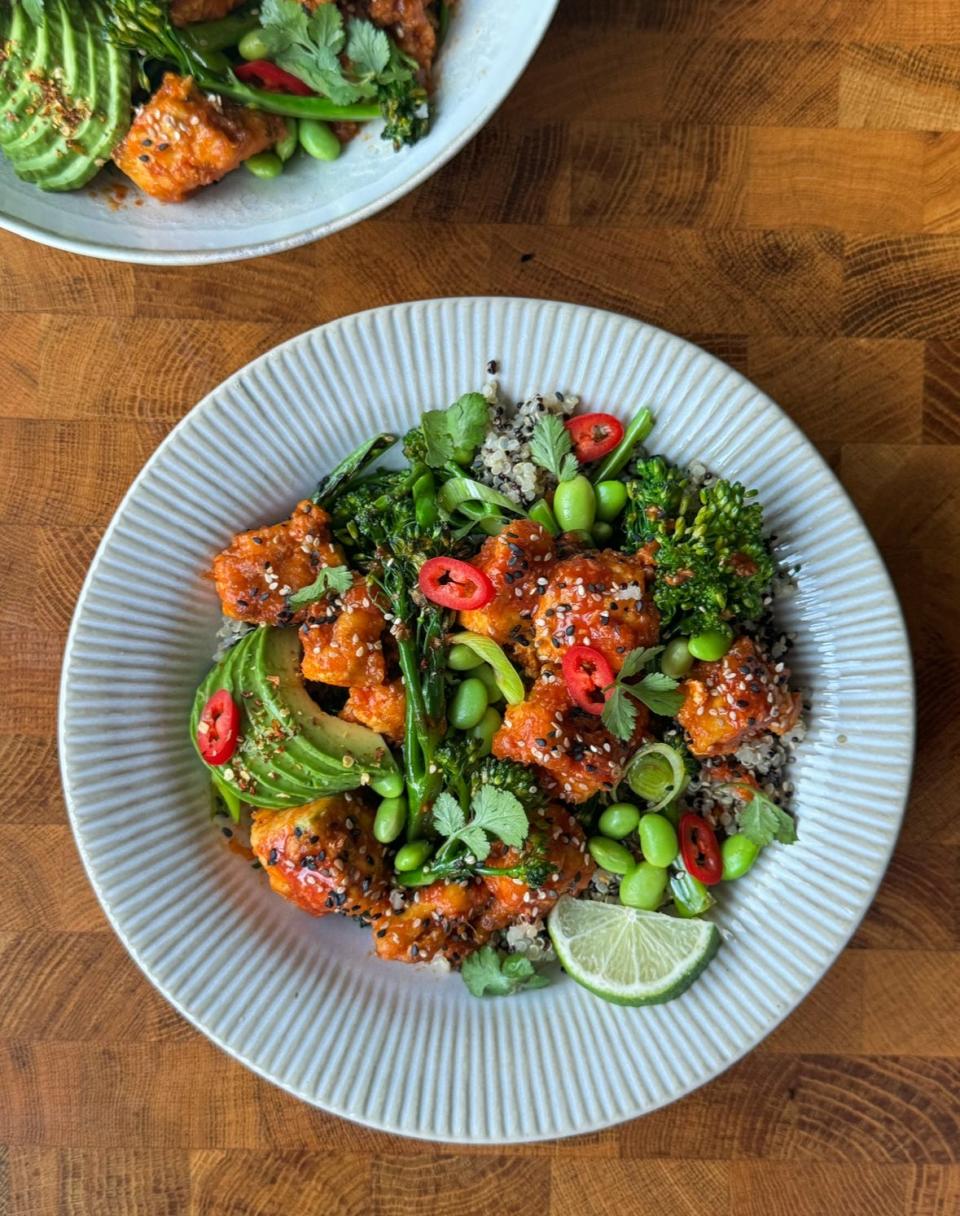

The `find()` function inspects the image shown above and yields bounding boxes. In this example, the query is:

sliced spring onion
[437,477,524,519]
[670,869,714,918]
[625,741,689,811]
[529,498,560,536]
[449,631,525,705]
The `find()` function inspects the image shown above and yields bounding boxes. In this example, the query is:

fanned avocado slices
[191,626,402,809]
[0,0,131,190]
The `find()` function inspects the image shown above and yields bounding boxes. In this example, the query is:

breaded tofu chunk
[493,668,648,803]
[339,679,406,742]
[212,499,343,626]
[677,636,802,758]
[300,578,387,688]
[458,520,555,673]
[532,549,660,673]
[114,74,284,202]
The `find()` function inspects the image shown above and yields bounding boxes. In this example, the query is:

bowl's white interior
[60,298,913,1142]
[0,0,556,263]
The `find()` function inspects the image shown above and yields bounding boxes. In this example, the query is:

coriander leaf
[530,413,578,483]
[618,645,663,681]
[260,0,308,40]
[631,672,686,717]
[279,45,362,104]
[737,789,798,847]
[307,2,345,51]
[461,946,550,998]
[470,785,529,850]
[458,823,492,861]
[287,565,354,607]
[601,684,637,742]
[21,0,44,22]
[419,393,490,468]
[347,18,391,77]
[431,791,465,839]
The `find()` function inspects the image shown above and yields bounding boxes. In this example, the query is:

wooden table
[1,0,957,1211]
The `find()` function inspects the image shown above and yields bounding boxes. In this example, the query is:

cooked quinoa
[473,380,579,505]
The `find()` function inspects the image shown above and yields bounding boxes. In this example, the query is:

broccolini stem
[396,631,443,840]
[590,407,654,484]
[198,77,382,121]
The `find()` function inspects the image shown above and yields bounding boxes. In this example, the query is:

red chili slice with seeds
[197,689,240,766]
[679,812,723,886]
[562,645,615,715]
[419,557,495,611]
[234,60,314,95]
[565,413,624,463]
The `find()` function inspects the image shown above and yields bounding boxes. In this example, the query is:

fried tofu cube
[340,679,406,743]
[114,74,284,203]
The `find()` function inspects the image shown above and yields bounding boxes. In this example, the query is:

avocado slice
[191,626,400,809]
[0,0,131,191]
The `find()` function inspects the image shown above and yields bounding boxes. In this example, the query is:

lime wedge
[547,896,720,1006]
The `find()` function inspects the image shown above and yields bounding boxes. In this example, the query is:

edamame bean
[721,833,759,880]
[448,643,484,671]
[373,796,407,844]
[598,802,640,840]
[371,769,405,799]
[588,836,633,875]
[637,812,679,867]
[592,520,614,545]
[619,861,668,910]
[553,474,596,532]
[394,839,433,872]
[595,479,628,522]
[661,636,694,679]
[243,151,283,179]
[688,624,733,662]
[474,663,504,703]
[299,118,342,161]
[449,677,489,730]
[238,27,285,60]
[275,118,299,162]
[469,706,502,756]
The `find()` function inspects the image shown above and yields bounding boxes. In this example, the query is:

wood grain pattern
[1,0,958,1210]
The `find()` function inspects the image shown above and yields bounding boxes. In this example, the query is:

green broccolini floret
[470,757,548,815]
[623,457,775,634]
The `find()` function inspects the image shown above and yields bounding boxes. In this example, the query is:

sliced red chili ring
[419,556,495,611]
[234,60,313,95]
[562,644,615,716]
[565,413,624,463]
[197,689,240,766]
[679,812,723,886]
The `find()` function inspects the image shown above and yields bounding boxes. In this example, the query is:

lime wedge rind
[548,897,721,1006]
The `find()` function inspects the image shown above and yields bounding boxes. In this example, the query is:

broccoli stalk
[103,0,381,121]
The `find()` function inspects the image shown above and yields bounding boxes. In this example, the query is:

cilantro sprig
[288,565,353,608]
[431,785,529,862]
[461,946,550,998]
[413,392,490,468]
[257,0,428,146]
[530,413,578,483]
[601,646,686,742]
[721,785,798,846]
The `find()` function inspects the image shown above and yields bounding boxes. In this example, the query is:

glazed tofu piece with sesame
[250,796,390,920]
[300,578,388,688]
[339,679,406,743]
[493,668,648,803]
[113,74,284,203]
[458,520,556,673]
[212,500,344,627]
[532,549,660,674]
[676,636,802,758]
[170,0,243,24]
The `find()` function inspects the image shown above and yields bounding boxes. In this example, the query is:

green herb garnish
[287,565,354,608]
[461,946,550,997]
[529,413,578,483]
[431,785,529,861]
[601,646,686,742]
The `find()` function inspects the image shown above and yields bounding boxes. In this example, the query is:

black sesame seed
[221,827,232,838]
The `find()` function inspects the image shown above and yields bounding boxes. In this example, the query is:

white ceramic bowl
[0,1,556,264]
[60,298,914,1142]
